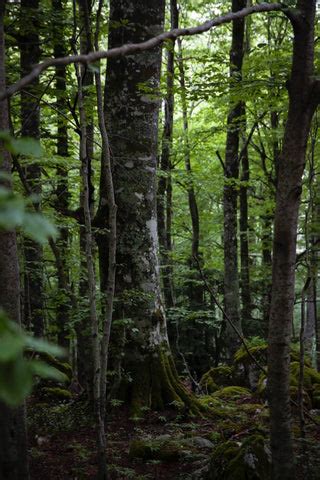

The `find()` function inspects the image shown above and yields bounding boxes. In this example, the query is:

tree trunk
[104,0,199,415]
[239,136,252,333]
[76,0,95,394]
[223,0,246,357]
[157,0,178,309]
[177,38,203,308]
[267,2,317,478]
[19,0,44,337]
[0,3,29,478]
[52,0,71,349]
[261,214,272,333]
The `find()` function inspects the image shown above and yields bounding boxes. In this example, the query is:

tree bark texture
[76,0,95,393]
[157,0,178,309]
[0,3,29,478]
[19,0,44,337]
[52,0,72,349]
[104,0,199,415]
[223,0,246,357]
[239,138,252,332]
[267,2,317,478]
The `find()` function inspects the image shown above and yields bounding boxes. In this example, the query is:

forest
[1,0,320,479]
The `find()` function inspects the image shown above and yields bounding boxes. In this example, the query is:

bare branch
[0,3,284,102]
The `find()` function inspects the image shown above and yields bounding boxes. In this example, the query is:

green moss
[208,434,271,479]
[289,386,312,409]
[212,386,251,400]
[124,344,204,417]
[295,362,320,385]
[200,366,234,394]
[234,340,268,366]
[129,438,183,462]
[41,387,72,401]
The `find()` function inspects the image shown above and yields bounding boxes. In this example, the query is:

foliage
[0,310,66,406]
[0,186,57,243]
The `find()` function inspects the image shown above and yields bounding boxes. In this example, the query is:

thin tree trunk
[93,2,117,475]
[0,3,29,478]
[177,37,202,308]
[157,0,178,309]
[261,214,272,332]
[19,0,44,337]
[76,0,95,394]
[267,2,317,478]
[223,0,246,357]
[239,138,251,332]
[52,0,71,349]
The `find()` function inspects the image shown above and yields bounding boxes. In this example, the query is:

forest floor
[27,390,320,480]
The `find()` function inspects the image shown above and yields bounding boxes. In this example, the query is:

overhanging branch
[0,3,284,102]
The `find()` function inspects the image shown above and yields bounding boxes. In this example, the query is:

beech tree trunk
[19,0,44,337]
[104,0,198,415]
[223,0,246,357]
[267,2,317,478]
[0,3,29,478]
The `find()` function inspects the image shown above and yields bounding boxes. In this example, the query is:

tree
[267,2,318,478]
[19,0,44,337]
[223,0,246,357]
[0,2,29,478]
[103,0,199,414]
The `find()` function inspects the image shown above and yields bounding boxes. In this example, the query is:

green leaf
[0,358,33,406]
[25,337,65,357]
[0,331,24,361]
[10,137,43,157]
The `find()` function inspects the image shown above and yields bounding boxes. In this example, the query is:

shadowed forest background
[1,0,320,479]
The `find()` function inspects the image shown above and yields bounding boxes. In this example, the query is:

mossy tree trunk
[103,0,198,415]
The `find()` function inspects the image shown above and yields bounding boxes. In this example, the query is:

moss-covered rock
[207,434,271,479]
[129,437,184,462]
[212,386,251,401]
[41,387,72,401]
[289,385,312,409]
[200,366,235,394]
[290,362,320,388]
[234,339,268,366]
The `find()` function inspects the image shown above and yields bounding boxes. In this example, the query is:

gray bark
[103,0,196,413]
